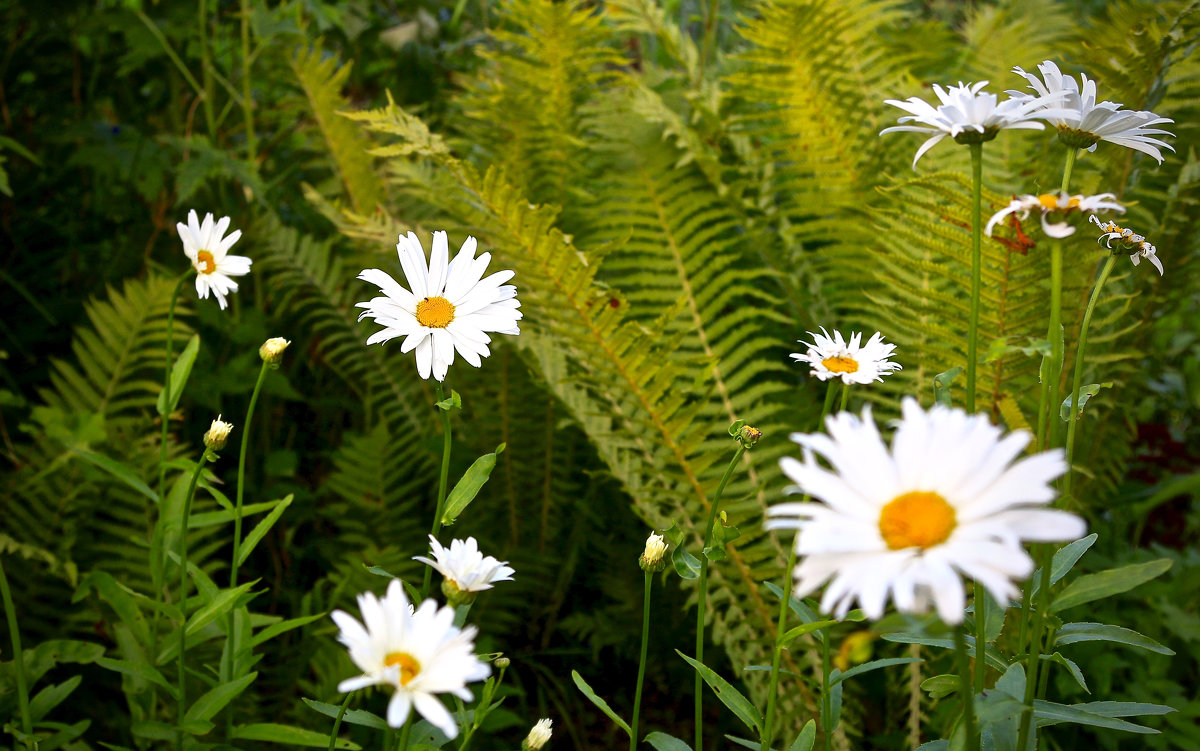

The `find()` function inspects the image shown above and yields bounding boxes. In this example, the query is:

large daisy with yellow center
[175,210,251,310]
[357,231,521,381]
[791,328,901,386]
[766,398,1086,624]
[332,579,490,738]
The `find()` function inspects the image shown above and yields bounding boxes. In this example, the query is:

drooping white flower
[332,579,490,738]
[522,718,553,750]
[881,81,1073,168]
[1091,216,1164,276]
[414,536,515,594]
[176,210,251,310]
[791,328,901,385]
[357,231,522,382]
[766,398,1086,625]
[1009,60,1175,162]
[985,192,1124,239]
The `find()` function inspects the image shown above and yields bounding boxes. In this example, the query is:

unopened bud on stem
[204,416,233,451]
[639,532,668,572]
[522,718,553,750]
[259,337,290,368]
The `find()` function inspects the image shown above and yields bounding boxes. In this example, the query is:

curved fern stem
[695,442,747,751]
[177,453,210,751]
[158,271,192,502]
[0,556,34,750]
[955,626,979,751]
[327,692,353,751]
[631,571,653,751]
[421,383,454,599]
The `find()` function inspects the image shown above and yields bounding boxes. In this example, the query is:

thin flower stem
[955,627,979,751]
[821,629,833,751]
[177,454,210,751]
[198,0,215,138]
[631,571,653,751]
[973,584,987,693]
[385,726,396,751]
[821,378,838,420]
[158,272,192,502]
[695,443,747,751]
[966,143,983,414]
[327,692,353,751]
[239,0,257,161]
[135,10,205,99]
[1063,254,1118,499]
[421,383,454,599]
[1016,551,1052,751]
[0,557,34,750]
[838,381,851,412]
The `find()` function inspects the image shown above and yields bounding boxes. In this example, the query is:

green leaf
[1054,622,1174,655]
[28,675,82,721]
[880,634,1009,671]
[677,651,763,735]
[435,389,462,411]
[186,581,258,635]
[671,545,701,580]
[571,670,630,736]
[246,613,326,652]
[185,673,258,723]
[934,367,964,407]
[69,447,157,503]
[644,731,691,751]
[441,446,504,526]
[1041,652,1088,693]
[921,675,959,699]
[831,657,922,685]
[95,657,177,699]
[779,620,838,647]
[302,699,388,730]
[1051,558,1173,612]
[188,499,285,529]
[78,571,150,645]
[1032,534,1098,597]
[788,719,817,751]
[237,495,294,566]
[156,334,200,416]
[1033,700,1165,734]
[705,522,741,560]
[232,722,362,748]
[1060,383,1112,421]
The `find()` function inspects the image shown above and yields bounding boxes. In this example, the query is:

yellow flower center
[384,652,421,685]
[1037,194,1059,210]
[821,356,859,374]
[416,296,456,328]
[195,250,217,275]
[878,491,956,550]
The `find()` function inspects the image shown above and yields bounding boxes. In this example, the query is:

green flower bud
[203,416,233,451]
[259,337,290,368]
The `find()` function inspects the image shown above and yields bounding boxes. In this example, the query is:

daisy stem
[327,692,352,751]
[386,726,398,751]
[158,271,192,503]
[176,453,211,751]
[966,142,982,414]
[1063,254,1118,500]
[972,584,987,693]
[631,571,653,751]
[822,628,833,751]
[694,443,747,751]
[954,626,979,751]
[1017,555,1053,751]
[838,381,851,412]
[821,379,838,419]
[422,383,455,599]
[0,556,34,750]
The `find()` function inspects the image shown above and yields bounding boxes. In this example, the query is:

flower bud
[522,718,553,750]
[737,425,762,449]
[493,656,511,670]
[639,532,668,573]
[259,337,290,368]
[441,578,478,608]
[204,416,233,451]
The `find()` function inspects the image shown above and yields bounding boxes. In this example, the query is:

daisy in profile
[332,579,490,738]
[1091,216,1164,276]
[1009,60,1175,162]
[414,536,514,602]
[791,328,901,385]
[176,210,251,310]
[357,231,522,381]
[881,81,1072,168]
[766,398,1086,624]
[985,191,1124,239]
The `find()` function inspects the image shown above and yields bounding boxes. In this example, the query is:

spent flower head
[639,532,668,572]
[176,210,252,310]
[1091,215,1163,276]
[791,328,901,386]
[766,398,1086,624]
[414,536,514,605]
[985,192,1124,239]
[259,337,290,368]
[523,718,553,750]
[357,231,522,382]
[203,416,233,451]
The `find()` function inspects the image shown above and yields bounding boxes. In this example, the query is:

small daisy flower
[357,231,522,382]
[332,579,490,738]
[414,536,515,596]
[523,718,553,750]
[766,398,1086,624]
[881,81,1073,168]
[203,415,233,451]
[985,192,1124,239]
[1091,216,1163,276]
[175,210,251,310]
[639,532,668,572]
[1009,61,1175,162]
[791,328,901,385]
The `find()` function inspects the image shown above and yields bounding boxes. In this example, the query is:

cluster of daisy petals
[985,191,1123,239]
[1091,215,1164,275]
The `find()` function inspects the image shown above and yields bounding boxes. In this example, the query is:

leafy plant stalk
[631,571,653,751]
[421,383,454,599]
[0,556,34,750]
[966,142,982,413]
[158,272,192,500]
[177,453,211,751]
[955,626,979,751]
[821,624,833,751]
[327,692,352,751]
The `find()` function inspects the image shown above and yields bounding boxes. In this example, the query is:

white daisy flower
[357,231,522,382]
[1090,216,1163,276]
[523,718,553,750]
[790,328,901,385]
[414,536,515,594]
[985,191,1124,239]
[881,81,1074,168]
[176,210,251,310]
[332,579,490,738]
[766,398,1086,625]
[1009,60,1175,162]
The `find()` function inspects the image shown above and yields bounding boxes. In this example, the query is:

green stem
[694,443,747,751]
[821,627,833,751]
[396,714,413,750]
[198,0,215,138]
[135,10,205,99]
[973,585,987,693]
[328,692,353,751]
[631,572,653,751]
[239,0,256,161]
[176,454,210,751]
[421,384,454,599]
[0,557,34,750]
[158,272,192,502]
[1063,254,1117,499]
[838,381,851,412]
[1016,551,1052,751]
[966,143,983,414]
[955,627,979,751]
[385,726,396,751]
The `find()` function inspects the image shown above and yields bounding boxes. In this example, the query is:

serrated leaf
[677,651,762,735]
[28,675,82,721]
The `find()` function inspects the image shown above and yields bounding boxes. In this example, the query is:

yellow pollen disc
[821,356,859,374]
[195,250,217,275]
[1066,197,1081,209]
[1037,194,1059,210]
[878,491,956,550]
[384,652,421,686]
[416,296,456,328]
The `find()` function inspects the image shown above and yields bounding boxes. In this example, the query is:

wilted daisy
[766,398,1086,624]
[791,328,901,385]
[1010,60,1175,162]
[332,579,490,738]
[523,718,553,750]
[1091,216,1163,275]
[881,81,1072,168]
[357,231,522,382]
[414,536,515,597]
[176,210,251,310]
[985,192,1124,239]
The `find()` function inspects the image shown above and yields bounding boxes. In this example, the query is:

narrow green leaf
[188,499,284,529]
[441,446,504,526]
[130,721,179,740]
[95,657,177,699]
[246,613,326,652]
[237,495,294,566]
[934,367,964,407]
[677,651,763,734]
[1041,653,1088,693]
[1033,700,1161,734]
[1060,382,1112,421]
[788,719,817,751]
[880,634,1009,671]
[1055,622,1174,655]
[1051,559,1173,613]
[1032,534,1098,598]
[233,722,362,748]
[79,571,150,644]
[831,657,922,686]
[671,545,701,580]
[302,699,387,730]
[28,675,82,721]
[185,673,258,723]
[571,670,630,736]
[156,334,200,416]
[69,447,157,503]
[643,731,691,751]
[779,620,838,647]
[186,581,258,635]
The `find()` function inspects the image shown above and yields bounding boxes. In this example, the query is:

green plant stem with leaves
[631,570,653,751]
[955,626,979,751]
[694,442,747,751]
[239,0,257,161]
[158,272,192,501]
[0,556,34,750]
[177,453,212,751]
[421,384,455,599]
[326,692,353,751]
[821,627,833,751]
